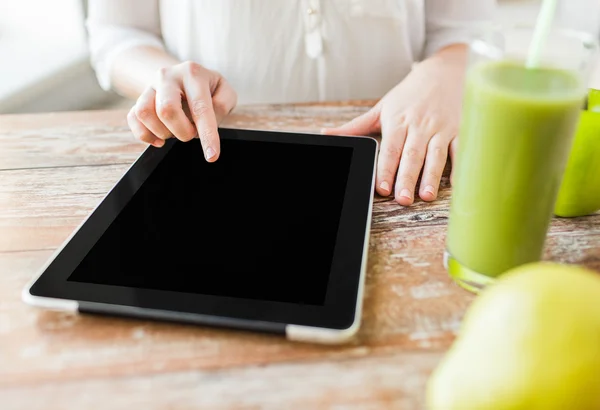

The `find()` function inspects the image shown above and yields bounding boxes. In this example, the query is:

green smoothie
[554,105,600,217]
[446,61,584,285]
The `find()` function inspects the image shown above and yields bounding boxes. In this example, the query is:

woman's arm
[87,0,173,98]
[324,0,495,206]
[87,0,237,159]
[110,46,180,100]
[423,0,495,59]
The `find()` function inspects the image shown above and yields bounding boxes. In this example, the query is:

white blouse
[87,0,494,104]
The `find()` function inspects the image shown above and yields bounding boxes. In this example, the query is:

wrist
[111,46,181,99]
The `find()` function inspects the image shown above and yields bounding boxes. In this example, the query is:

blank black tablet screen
[68,139,353,306]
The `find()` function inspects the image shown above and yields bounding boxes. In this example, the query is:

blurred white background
[0,0,118,114]
[0,0,597,114]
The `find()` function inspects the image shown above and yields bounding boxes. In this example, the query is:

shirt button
[307,7,316,15]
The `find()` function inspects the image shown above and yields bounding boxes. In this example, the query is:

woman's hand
[127,61,237,162]
[323,44,467,205]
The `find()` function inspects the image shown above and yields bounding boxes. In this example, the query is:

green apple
[554,91,600,217]
[426,262,600,410]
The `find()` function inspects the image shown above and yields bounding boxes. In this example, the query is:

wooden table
[1,102,599,410]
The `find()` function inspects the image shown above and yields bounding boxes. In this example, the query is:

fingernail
[205,147,216,161]
[424,185,435,196]
[400,188,412,199]
[152,139,164,148]
[379,181,390,194]
[320,128,328,134]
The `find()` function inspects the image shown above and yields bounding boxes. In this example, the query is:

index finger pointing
[183,74,220,162]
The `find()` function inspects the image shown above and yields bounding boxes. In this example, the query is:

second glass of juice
[445,26,597,292]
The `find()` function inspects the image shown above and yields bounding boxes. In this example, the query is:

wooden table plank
[1,351,439,410]
[0,103,372,170]
[0,164,126,252]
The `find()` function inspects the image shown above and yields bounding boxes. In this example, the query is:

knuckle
[175,125,197,142]
[134,105,154,121]
[230,90,238,109]
[423,116,440,130]
[424,170,441,182]
[429,145,446,159]
[403,146,421,160]
[212,98,225,114]
[404,108,423,124]
[182,60,203,76]
[155,130,171,140]
[190,99,211,118]
[382,143,402,158]
[137,131,153,143]
[158,67,171,80]
[157,101,178,121]
[383,118,408,139]
[127,108,137,122]
[380,169,396,182]
[388,111,408,128]
[213,96,235,116]
[176,133,195,142]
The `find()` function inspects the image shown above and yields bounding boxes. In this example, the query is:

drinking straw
[526,0,559,69]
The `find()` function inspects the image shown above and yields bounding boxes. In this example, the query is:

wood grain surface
[1,102,599,410]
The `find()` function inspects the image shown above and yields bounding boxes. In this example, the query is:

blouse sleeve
[423,0,495,59]
[86,0,165,90]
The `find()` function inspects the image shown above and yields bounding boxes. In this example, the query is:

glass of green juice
[554,90,600,217]
[445,26,598,292]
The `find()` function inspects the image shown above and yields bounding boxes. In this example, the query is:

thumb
[321,104,382,136]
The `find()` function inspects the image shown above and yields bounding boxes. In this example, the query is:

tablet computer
[23,128,378,344]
